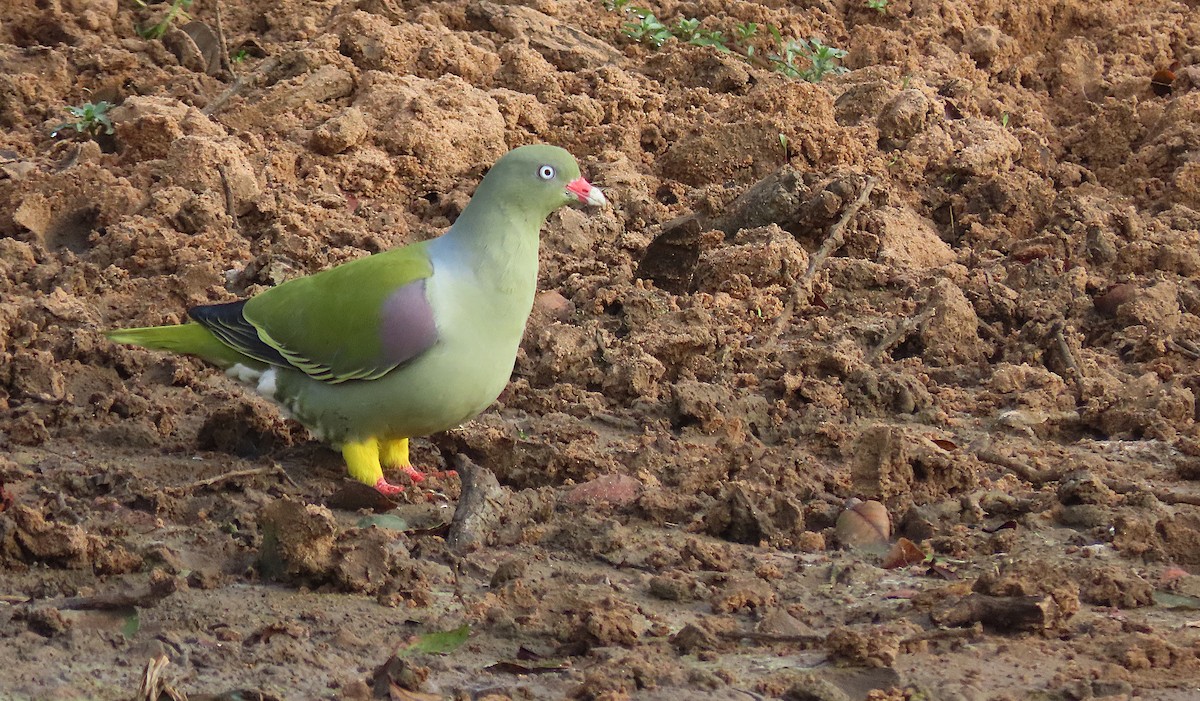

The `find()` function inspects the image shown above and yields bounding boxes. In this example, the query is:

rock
[530,290,575,325]
[636,215,711,294]
[564,473,643,507]
[756,606,817,637]
[670,622,718,653]
[693,224,808,292]
[1114,281,1180,333]
[1056,471,1116,506]
[8,505,94,568]
[466,2,621,72]
[258,498,338,579]
[877,89,931,144]
[852,425,913,502]
[825,625,900,667]
[310,107,368,155]
[963,25,1012,68]
[648,572,698,602]
[919,278,989,366]
[110,96,224,161]
[196,400,291,458]
[870,206,955,271]
[783,674,852,701]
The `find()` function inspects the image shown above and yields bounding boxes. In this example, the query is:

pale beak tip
[587,186,607,207]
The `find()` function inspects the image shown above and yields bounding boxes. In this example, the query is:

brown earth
[2,0,1200,698]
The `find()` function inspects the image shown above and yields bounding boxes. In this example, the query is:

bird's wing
[190,245,438,384]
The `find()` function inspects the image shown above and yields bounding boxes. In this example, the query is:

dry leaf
[882,537,925,569]
[835,498,890,548]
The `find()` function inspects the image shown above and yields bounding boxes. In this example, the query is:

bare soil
[2,0,1200,699]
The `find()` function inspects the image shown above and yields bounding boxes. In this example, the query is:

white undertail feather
[256,368,278,397]
[226,363,261,384]
[227,363,298,423]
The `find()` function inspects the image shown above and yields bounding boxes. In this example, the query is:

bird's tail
[106,322,252,369]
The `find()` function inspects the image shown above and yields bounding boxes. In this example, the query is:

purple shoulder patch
[379,280,438,365]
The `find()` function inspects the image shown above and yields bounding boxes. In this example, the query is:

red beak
[565,177,607,207]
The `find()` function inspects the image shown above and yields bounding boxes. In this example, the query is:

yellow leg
[381,437,428,483]
[380,437,410,469]
[342,437,403,496]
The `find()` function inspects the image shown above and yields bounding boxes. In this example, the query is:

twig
[975,449,1057,486]
[766,176,877,344]
[216,163,237,221]
[715,630,825,645]
[1052,320,1085,395]
[172,465,291,493]
[138,654,186,701]
[804,176,878,282]
[25,576,177,612]
[202,55,280,116]
[932,593,1061,631]
[867,305,937,363]
[1168,338,1200,360]
[214,0,233,78]
[1152,490,1200,506]
[902,622,984,644]
[1104,479,1200,506]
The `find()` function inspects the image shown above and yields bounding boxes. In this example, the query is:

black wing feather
[188,300,290,366]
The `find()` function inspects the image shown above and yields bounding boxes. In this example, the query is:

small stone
[490,558,526,587]
[310,107,369,155]
[564,473,643,507]
[258,498,338,579]
[670,623,718,653]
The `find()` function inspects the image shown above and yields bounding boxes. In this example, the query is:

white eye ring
[537,164,556,180]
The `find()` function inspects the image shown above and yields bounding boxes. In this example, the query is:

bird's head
[479,144,607,220]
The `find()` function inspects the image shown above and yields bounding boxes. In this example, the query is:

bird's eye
[537,165,556,180]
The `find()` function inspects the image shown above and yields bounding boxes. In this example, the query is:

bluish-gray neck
[429,198,544,295]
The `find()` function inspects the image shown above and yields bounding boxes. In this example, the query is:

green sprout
[734,22,758,57]
[623,10,673,48]
[231,47,250,63]
[796,38,849,81]
[672,18,728,49]
[867,0,888,12]
[674,17,700,40]
[734,22,758,43]
[52,100,115,139]
[605,4,849,82]
[1000,112,1010,129]
[135,0,194,40]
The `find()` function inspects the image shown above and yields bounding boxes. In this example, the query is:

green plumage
[105,323,262,370]
[106,144,606,495]
[245,244,434,383]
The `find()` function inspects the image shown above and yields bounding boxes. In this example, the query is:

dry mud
[2,0,1200,699]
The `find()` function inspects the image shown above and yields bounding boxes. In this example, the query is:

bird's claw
[374,477,405,496]
[400,466,459,484]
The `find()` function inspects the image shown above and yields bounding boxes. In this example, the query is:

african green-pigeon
[107,145,606,495]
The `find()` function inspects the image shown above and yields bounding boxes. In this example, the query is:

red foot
[400,466,459,483]
[374,477,405,496]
